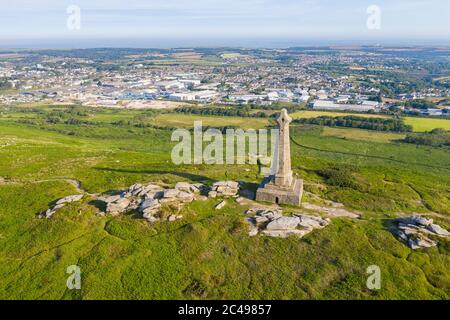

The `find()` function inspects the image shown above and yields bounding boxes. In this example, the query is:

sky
[1,0,449,48]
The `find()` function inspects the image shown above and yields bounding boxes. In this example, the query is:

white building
[313,100,377,112]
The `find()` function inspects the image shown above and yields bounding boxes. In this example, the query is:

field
[321,127,406,143]
[404,117,450,132]
[0,106,449,300]
[153,113,270,129]
[291,110,450,133]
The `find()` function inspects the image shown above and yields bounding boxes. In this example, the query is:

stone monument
[256,109,303,205]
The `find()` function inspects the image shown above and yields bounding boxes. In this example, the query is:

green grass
[290,111,450,133]
[404,117,450,132]
[0,106,449,300]
[153,114,270,129]
[321,127,406,143]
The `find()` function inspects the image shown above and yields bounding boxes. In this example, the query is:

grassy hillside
[0,106,449,300]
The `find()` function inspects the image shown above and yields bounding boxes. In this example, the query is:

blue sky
[1,0,449,47]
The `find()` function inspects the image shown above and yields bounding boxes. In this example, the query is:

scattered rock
[177,191,195,203]
[208,191,218,198]
[107,197,130,216]
[215,200,226,210]
[395,215,449,249]
[195,195,208,201]
[266,216,300,230]
[294,214,330,229]
[209,181,239,198]
[243,206,331,239]
[55,194,83,205]
[408,235,437,250]
[175,182,191,192]
[428,224,450,237]
[163,189,180,198]
[254,216,269,224]
[39,194,84,218]
[402,215,433,227]
[244,218,259,237]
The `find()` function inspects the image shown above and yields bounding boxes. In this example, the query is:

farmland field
[153,113,271,129]
[0,106,449,300]
[321,127,406,143]
[404,117,450,132]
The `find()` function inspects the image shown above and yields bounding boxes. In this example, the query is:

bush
[317,165,362,189]
[294,116,413,132]
[403,128,450,147]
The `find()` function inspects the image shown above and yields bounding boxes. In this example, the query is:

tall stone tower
[256,109,303,206]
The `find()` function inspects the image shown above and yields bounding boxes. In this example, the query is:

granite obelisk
[256,109,303,205]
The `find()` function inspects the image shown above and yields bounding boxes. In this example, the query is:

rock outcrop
[244,207,330,238]
[395,215,449,249]
[39,194,84,218]
[208,181,239,198]
[40,180,241,222]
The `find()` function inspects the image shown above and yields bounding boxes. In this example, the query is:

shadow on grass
[88,199,107,212]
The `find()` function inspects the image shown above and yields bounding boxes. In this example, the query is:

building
[313,100,377,112]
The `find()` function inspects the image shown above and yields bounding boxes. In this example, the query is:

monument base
[256,177,304,206]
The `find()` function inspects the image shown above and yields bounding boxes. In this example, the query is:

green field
[290,110,450,133]
[153,113,270,129]
[404,117,450,132]
[321,127,406,143]
[0,107,449,300]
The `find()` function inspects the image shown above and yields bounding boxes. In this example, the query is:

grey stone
[295,214,329,229]
[226,181,239,189]
[177,191,195,203]
[213,181,228,187]
[408,236,437,249]
[266,216,300,230]
[56,194,83,205]
[215,200,226,210]
[254,216,269,224]
[195,195,208,201]
[256,209,282,221]
[107,198,130,214]
[208,191,217,198]
[175,182,191,192]
[427,224,450,237]
[189,185,201,194]
[163,189,180,198]
[400,215,433,227]
[248,226,259,237]
[140,199,160,213]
